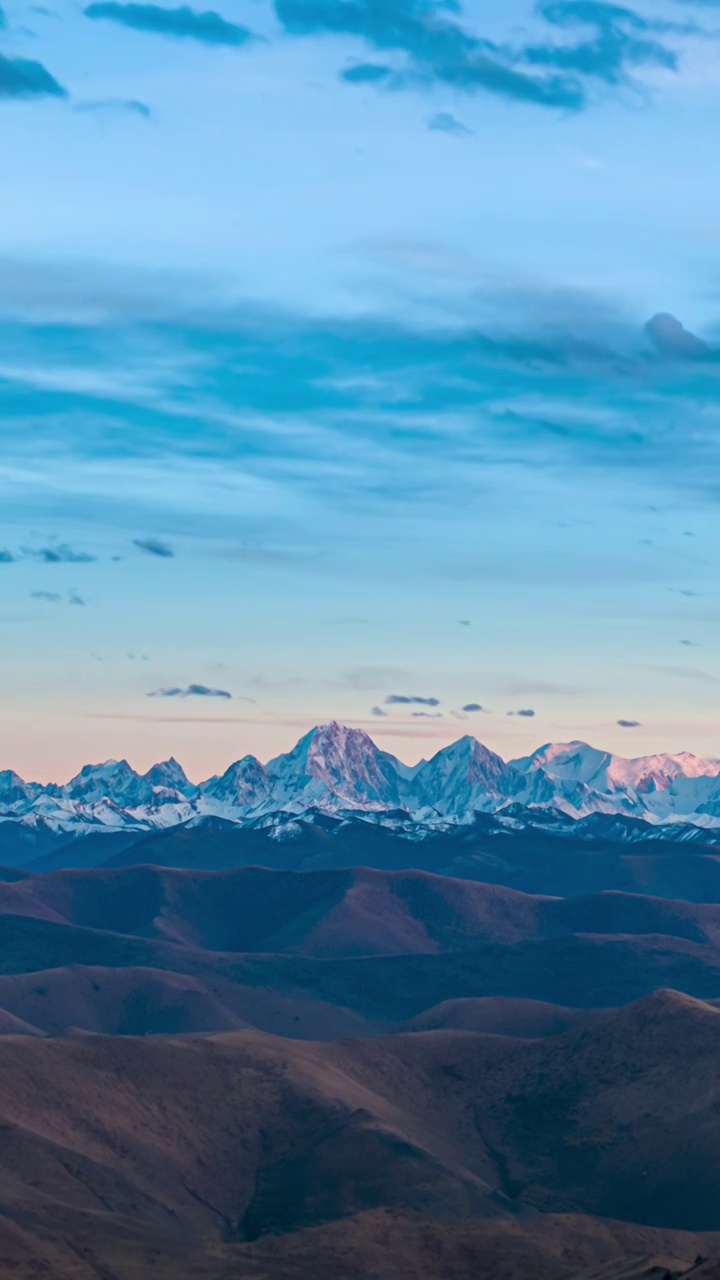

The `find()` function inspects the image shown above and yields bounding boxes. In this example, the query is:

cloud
[147,683,233,699]
[23,543,97,563]
[411,710,443,717]
[74,98,153,120]
[459,619,471,626]
[679,639,699,646]
[669,587,703,597]
[275,0,586,109]
[645,313,710,359]
[428,111,473,136]
[84,2,255,44]
[523,1,687,88]
[507,708,536,717]
[633,663,719,685]
[462,702,485,712]
[386,694,441,705]
[371,705,388,716]
[0,53,67,99]
[0,550,14,563]
[133,537,174,558]
[340,665,409,690]
[31,589,87,605]
[617,718,641,727]
[342,61,391,82]
[8,264,720,617]
[277,0,707,111]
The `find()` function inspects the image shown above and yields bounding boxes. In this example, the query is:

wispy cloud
[342,666,409,691]
[522,0,695,88]
[84,2,255,45]
[30,589,86,606]
[427,111,473,137]
[507,708,536,717]
[74,97,153,120]
[133,537,174,558]
[386,694,441,706]
[22,543,97,564]
[147,683,233,698]
[4,264,720,613]
[276,0,713,112]
[276,0,586,109]
[617,718,641,727]
[632,663,720,685]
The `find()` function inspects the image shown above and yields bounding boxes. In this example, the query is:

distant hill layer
[1,865,720,1037]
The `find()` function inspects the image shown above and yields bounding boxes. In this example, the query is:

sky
[2,0,720,781]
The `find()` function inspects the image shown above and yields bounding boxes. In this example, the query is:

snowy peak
[267,722,405,810]
[413,736,513,816]
[0,769,41,809]
[62,759,145,805]
[143,757,192,796]
[607,751,720,793]
[60,758,188,810]
[201,755,270,808]
[512,740,720,800]
[511,741,612,786]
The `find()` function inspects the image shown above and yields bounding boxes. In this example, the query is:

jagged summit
[267,721,407,811]
[143,757,193,796]
[3,724,720,835]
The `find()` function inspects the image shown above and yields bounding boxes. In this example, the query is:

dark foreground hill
[1,993,720,1277]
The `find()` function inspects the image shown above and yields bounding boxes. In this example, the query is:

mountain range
[5,723,720,847]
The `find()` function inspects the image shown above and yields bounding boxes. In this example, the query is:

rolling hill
[0,993,719,1277]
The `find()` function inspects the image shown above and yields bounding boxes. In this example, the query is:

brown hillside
[0,863,552,954]
[404,996,605,1037]
[0,997,718,1272]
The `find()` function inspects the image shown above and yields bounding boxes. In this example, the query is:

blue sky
[2,0,720,780]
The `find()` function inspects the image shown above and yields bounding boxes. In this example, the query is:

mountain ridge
[5,722,720,841]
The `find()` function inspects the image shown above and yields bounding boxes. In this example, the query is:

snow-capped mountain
[200,755,272,809]
[264,723,410,812]
[409,736,514,818]
[4,724,720,838]
[510,741,720,821]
